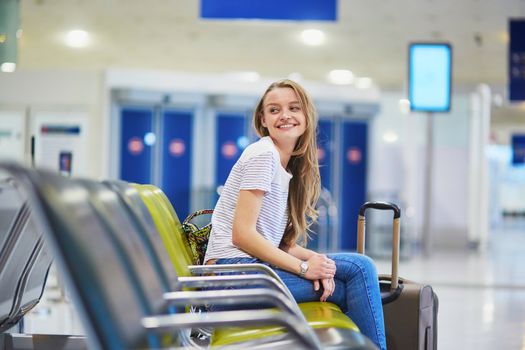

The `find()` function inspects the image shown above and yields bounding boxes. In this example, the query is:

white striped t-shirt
[204,136,292,263]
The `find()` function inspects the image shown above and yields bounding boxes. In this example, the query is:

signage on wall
[509,19,525,101]
[221,141,238,159]
[127,137,144,155]
[346,147,362,164]
[32,110,88,176]
[200,0,336,21]
[169,138,186,157]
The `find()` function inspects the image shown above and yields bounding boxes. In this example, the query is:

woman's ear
[260,113,267,128]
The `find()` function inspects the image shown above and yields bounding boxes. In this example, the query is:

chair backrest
[102,180,179,291]
[0,180,52,332]
[144,185,195,260]
[78,179,169,312]
[0,164,163,350]
[133,184,193,276]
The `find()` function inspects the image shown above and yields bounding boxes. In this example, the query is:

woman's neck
[270,137,295,169]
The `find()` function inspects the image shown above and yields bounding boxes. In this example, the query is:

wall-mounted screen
[408,43,452,112]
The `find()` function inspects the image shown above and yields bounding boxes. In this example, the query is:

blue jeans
[215,253,387,350]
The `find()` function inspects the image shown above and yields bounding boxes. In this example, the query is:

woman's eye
[290,106,300,111]
[269,107,279,113]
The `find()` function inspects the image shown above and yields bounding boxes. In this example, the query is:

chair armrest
[175,275,308,323]
[163,288,300,320]
[188,263,282,283]
[142,309,321,350]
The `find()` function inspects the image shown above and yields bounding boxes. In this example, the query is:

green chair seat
[211,302,359,346]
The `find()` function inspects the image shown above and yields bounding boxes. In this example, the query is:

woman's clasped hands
[304,253,336,302]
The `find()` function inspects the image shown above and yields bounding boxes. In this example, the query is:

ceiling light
[1,62,16,73]
[228,71,260,82]
[287,72,303,82]
[356,77,373,89]
[492,94,503,107]
[65,30,90,48]
[327,69,354,85]
[301,29,325,46]
[382,131,399,143]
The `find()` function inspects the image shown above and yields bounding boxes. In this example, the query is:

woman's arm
[287,244,316,261]
[232,189,335,280]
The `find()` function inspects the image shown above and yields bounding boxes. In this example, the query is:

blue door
[215,113,248,187]
[119,107,154,184]
[161,110,193,219]
[339,121,368,250]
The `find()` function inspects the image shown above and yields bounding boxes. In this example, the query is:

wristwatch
[299,261,309,277]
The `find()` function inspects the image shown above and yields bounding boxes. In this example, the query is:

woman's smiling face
[260,87,307,145]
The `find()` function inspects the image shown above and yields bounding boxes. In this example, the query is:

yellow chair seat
[211,301,359,346]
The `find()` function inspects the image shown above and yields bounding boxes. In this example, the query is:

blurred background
[1,0,525,349]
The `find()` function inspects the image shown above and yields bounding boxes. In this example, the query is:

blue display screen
[409,43,452,112]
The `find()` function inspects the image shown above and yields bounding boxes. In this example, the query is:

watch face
[300,262,308,274]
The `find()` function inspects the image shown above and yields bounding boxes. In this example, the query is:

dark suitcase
[357,202,439,350]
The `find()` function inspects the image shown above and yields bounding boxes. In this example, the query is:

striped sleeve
[239,151,277,193]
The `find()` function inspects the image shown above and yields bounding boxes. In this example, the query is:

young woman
[204,79,386,350]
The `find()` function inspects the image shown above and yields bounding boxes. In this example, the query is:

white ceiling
[16,0,525,90]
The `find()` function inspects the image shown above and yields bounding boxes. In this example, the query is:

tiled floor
[375,226,525,350]
[23,226,525,349]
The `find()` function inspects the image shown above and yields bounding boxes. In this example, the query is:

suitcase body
[358,202,438,350]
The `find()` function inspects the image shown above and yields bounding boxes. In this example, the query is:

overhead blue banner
[509,20,525,101]
[512,134,525,165]
[201,0,336,21]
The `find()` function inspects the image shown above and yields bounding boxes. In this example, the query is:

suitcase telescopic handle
[357,201,401,291]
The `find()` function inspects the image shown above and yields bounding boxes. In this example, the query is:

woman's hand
[313,278,335,302]
[304,253,336,280]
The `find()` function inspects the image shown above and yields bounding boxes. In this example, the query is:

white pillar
[468,84,491,250]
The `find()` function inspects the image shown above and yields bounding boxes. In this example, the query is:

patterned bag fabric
[182,209,213,265]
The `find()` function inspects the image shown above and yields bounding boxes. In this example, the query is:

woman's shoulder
[240,137,279,162]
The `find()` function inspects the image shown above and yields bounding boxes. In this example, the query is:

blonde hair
[253,79,321,248]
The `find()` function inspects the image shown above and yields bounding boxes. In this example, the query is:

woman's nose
[280,111,291,119]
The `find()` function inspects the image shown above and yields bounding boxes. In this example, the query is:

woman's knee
[330,253,378,276]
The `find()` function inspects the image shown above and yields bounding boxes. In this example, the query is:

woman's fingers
[313,279,320,291]
[320,278,335,302]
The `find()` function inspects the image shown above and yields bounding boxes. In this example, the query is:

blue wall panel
[339,121,368,250]
[119,108,153,184]
[162,110,193,219]
[215,114,247,187]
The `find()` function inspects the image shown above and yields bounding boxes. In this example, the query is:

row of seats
[0,163,378,349]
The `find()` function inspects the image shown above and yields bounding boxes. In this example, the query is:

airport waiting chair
[0,179,52,332]
[131,184,376,349]
[0,178,86,350]
[92,180,364,349]
[0,164,345,350]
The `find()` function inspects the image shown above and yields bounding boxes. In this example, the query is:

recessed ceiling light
[65,30,90,48]
[1,62,16,73]
[327,69,354,85]
[287,72,303,82]
[382,130,399,143]
[356,77,373,89]
[227,71,260,82]
[301,29,325,46]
